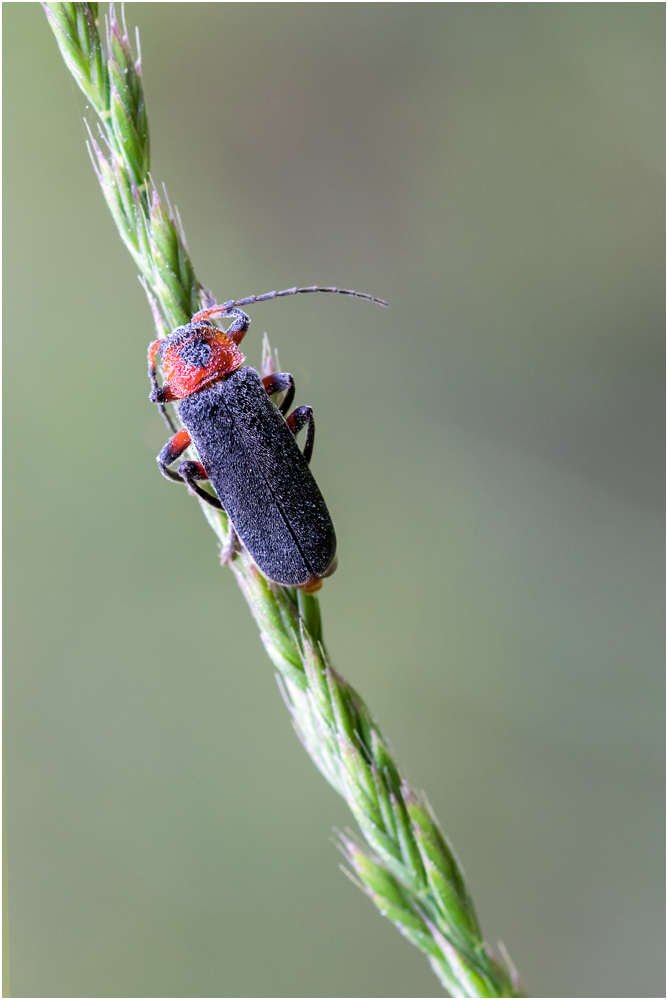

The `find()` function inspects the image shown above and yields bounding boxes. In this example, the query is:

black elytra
[180,367,336,587]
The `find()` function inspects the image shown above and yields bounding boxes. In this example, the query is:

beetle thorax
[161,322,245,399]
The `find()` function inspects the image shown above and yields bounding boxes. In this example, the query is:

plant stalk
[43,5,524,996]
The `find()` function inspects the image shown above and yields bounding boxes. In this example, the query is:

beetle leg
[286,405,315,464]
[191,305,251,345]
[178,461,225,511]
[262,372,295,415]
[158,432,225,511]
[148,339,177,433]
[157,429,192,482]
[222,308,251,345]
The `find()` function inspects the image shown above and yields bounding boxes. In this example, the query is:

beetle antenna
[221,286,388,309]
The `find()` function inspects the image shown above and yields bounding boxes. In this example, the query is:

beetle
[148,285,387,592]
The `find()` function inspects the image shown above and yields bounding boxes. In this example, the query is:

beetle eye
[179,338,212,369]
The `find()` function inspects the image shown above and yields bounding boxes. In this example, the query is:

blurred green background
[4,3,664,997]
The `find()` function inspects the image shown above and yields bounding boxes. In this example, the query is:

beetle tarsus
[158,403,178,434]
[287,405,315,464]
[178,461,225,511]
